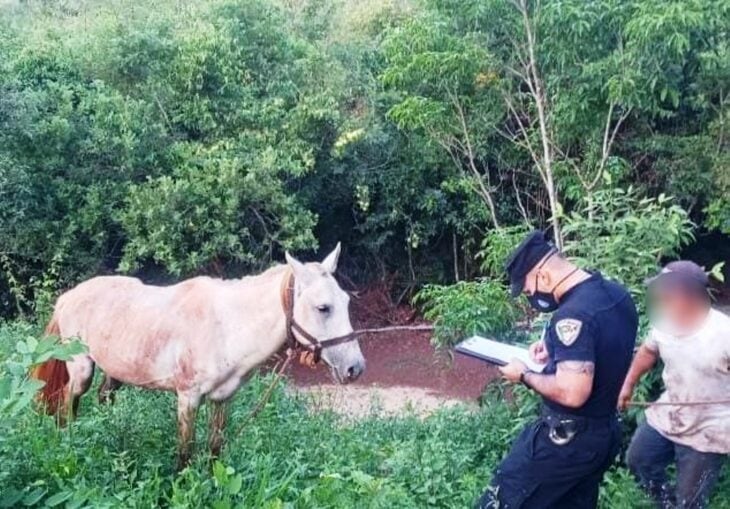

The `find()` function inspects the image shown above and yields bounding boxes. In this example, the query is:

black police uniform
[477,272,638,508]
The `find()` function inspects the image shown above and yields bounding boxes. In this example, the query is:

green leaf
[21,488,46,506]
[44,491,73,507]
[709,262,725,283]
[227,475,242,495]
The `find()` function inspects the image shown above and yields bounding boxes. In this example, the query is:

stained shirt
[543,272,638,418]
[644,308,730,454]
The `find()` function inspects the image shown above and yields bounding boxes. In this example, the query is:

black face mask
[527,289,560,313]
[526,252,578,313]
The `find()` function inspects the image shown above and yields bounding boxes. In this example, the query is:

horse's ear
[321,242,341,274]
[285,251,306,279]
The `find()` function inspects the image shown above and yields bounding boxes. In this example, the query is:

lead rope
[232,348,296,439]
[627,399,730,407]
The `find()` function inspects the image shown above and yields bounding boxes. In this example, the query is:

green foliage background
[0,0,728,507]
[1,0,727,316]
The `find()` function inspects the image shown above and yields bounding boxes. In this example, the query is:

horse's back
[58,274,142,302]
[53,275,218,389]
[56,275,214,315]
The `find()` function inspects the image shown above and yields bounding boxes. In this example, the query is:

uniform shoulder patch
[555,319,582,346]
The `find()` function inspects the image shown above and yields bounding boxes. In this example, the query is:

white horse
[32,243,365,467]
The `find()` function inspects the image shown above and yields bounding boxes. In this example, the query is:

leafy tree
[0,0,728,316]
[562,187,694,312]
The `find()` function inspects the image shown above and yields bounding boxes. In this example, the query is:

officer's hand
[499,358,528,384]
[528,340,549,364]
[617,384,633,411]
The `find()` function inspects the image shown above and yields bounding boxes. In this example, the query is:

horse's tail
[30,316,69,415]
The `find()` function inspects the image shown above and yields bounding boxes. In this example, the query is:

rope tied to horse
[231,323,436,437]
[234,275,727,436]
[232,348,295,438]
[626,399,730,407]
[281,269,435,361]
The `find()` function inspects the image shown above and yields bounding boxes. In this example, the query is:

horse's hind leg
[98,374,122,404]
[207,400,229,459]
[65,355,95,419]
[176,391,201,470]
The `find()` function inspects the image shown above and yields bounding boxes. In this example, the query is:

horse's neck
[228,267,290,361]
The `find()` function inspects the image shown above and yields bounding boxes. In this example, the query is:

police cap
[504,230,556,298]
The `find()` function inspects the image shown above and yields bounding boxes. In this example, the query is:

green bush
[413,226,533,348]
[414,279,521,348]
[4,0,727,316]
[562,187,694,319]
[478,225,532,279]
[0,322,85,432]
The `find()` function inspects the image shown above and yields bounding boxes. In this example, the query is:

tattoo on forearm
[559,361,595,375]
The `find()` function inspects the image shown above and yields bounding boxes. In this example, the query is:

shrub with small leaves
[0,322,85,429]
[414,279,521,348]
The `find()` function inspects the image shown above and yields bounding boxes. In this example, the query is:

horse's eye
[317,305,331,314]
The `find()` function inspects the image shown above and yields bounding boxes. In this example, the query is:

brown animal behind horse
[31,317,69,416]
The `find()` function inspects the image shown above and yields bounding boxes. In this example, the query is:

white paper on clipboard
[455,335,546,373]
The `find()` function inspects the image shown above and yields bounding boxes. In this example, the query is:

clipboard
[455,335,546,373]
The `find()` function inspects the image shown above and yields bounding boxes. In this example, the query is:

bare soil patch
[292,384,474,418]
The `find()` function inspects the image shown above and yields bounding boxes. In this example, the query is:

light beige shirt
[644,308,730,453]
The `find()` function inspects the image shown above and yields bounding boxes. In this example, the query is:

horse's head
[285,243,365,384]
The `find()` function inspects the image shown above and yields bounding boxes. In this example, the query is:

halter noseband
[281,270,361,363]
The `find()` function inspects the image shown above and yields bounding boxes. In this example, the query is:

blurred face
[648,283,708,336]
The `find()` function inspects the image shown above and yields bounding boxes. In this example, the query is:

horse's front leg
[208,400,229,459]
[176,391,201,470]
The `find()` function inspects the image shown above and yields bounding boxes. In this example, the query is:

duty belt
[542,414,581,445]
[539,407,615,446]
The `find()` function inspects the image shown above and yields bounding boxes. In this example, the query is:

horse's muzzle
[332,359,365,384]
[345,360,365,382]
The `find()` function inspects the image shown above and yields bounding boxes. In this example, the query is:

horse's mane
[235,263,288,286]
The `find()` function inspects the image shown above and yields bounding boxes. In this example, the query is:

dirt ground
[288,328,499,399]
[274,283,501,416]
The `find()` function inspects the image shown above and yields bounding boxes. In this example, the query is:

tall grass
[0,322,726,508]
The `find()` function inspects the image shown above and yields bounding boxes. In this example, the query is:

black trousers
[475,415,621,509]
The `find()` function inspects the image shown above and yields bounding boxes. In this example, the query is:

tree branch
[447,89,501,228]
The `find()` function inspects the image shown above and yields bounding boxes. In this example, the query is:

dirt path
[280,288,730,416]
[292,384,474,418]
[282,327,500,416]
[288,329,499,399]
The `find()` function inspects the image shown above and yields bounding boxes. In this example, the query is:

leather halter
[280,269,361,363]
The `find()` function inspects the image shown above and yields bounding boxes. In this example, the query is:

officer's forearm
[522,372,566,403]
[621,344,658,390]
[523,360,594,408]
[522,371,586,408]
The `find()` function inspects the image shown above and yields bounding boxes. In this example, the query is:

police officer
[475,230,638,508]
